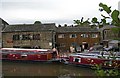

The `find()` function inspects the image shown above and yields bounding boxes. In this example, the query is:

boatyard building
[2,21,100,51]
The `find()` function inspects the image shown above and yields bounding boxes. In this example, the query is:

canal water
[2,61,96,77]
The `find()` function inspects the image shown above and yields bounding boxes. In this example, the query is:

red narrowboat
[69,51,120,69]
[1,48,60,62]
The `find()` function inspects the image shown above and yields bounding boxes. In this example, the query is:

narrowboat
[69,51,120,69]
[1,48,60,62]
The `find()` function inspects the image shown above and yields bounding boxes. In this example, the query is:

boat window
[2,54,8,58]
[21,54,27,58]
[74,58,81,62]
[75,58,79,62]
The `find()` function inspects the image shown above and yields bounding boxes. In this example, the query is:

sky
[0,0,120,25]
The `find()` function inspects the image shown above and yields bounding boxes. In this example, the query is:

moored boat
[69,51,120,69]
[1,48,60,62]
[1,48,120,69]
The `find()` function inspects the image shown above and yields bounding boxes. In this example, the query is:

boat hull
[1,48,61,63]
[2,58,61,63]
[69,55,120,69]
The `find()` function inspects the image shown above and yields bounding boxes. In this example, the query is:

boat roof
[1,48,50,52]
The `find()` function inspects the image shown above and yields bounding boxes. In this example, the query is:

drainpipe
[51,30,55,48]
[50,29,55,48]
[52,30,53,48]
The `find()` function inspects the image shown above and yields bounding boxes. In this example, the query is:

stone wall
[2,31,54,49]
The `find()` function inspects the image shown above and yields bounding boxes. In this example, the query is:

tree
[74,3,120,40]
[64,24,67,27]
[99,3,120,40]
[99,3,120,26]
[91,17,99,25]
[94,3,120,76]
[34,21,42,24]
[58,24,62,27]
[74,17,90,26]
[73,3,120,76]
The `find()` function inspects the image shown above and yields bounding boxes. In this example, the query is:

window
[19,35,22,40]
[71,42,77,47]
[13,34,40,40]
[70,34,77,38]
[58,34,65,38]
[81,34,88,38]
[91,34,98,38]
[73,58,81,62]
[33,34,40,40]
[59,43,65,47]
[13,34,20,40]
[22,34,30,40]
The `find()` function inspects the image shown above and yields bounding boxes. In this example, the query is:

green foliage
[101,19,106,24]
[111,27,120,33]
[101,14,110,19]
[93,51,120,77]
[64,24,67,27]
[74,20,81,25]
[34,21,41,24]
[99,3,120,26]
[111,10,119,21]
[111,10,120,26]
[81,17,84,23]
[93,64,120,77]
[91,17,98,23]
[99,3,111,14]
[74,17,90,26]
[83,18,91,25]
[73,3,120,77]
[74,3,120,27]
[100,14,110,25]
[111,27,120,40]
[58,24,62,27]
[98,2,120,41]
[91,17,99,25]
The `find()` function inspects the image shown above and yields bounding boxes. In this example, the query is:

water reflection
[2,61,95,76]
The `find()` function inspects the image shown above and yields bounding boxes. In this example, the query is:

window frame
[58,34,65,38]
[91,34,98,38]
[69,34,77,38]
[13,34,20,40]
[81,34,88,38]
